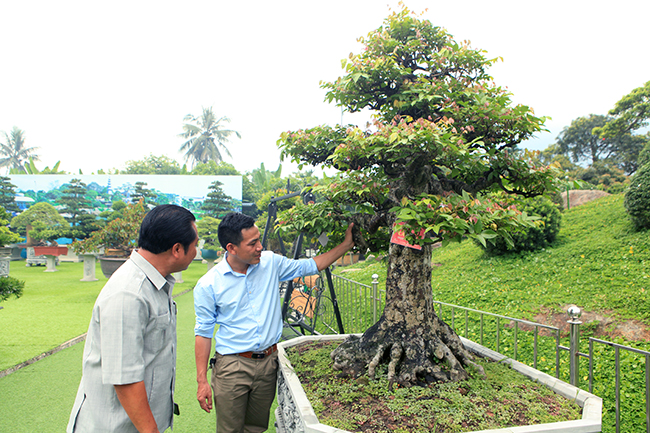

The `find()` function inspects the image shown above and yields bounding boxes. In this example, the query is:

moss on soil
[286,341,582,433]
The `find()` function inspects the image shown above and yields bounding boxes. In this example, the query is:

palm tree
[178,107,240,168]
[0,127,40,174]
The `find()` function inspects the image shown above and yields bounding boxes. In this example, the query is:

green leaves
[275,5,558,258]
[393,191,537,249]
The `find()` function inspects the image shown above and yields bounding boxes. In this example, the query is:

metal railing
[309,272,384,335]
[309,272,650,433]
[433,301,562,377]
[435,301,650,433]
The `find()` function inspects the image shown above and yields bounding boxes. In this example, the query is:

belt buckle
[251,351,265,359]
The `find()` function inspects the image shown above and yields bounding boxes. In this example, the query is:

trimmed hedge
[638,142,650,168]
[624,162,650,230]
[480,196,562,255]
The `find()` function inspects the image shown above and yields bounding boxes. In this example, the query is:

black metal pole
[324,267,345,334]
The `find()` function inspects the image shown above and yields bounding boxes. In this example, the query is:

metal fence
[299,272,650,433]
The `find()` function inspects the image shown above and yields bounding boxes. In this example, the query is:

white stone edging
[276,334,602,433]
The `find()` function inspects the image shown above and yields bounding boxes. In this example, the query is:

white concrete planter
[275,334,602,433]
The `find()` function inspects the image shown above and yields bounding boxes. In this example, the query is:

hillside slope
[429,194,650,339]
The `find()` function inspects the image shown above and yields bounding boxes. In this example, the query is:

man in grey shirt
[67,204,198,433]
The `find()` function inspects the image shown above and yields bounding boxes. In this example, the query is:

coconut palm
[179,107,240,168]
[0,127,40,174]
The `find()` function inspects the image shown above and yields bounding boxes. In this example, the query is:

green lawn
[0,260,277,432]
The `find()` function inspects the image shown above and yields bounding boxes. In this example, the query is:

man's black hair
[138,204,196,254]
[218,212,256,249]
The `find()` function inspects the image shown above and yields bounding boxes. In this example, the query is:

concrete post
[567,305,582,387]
[81,254,98,282]
[44,255,58,272]
[372,273,379,322]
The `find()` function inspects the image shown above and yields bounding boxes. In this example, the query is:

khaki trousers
[210,351,278,433]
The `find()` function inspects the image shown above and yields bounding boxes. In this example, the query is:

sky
[1,0,648,177]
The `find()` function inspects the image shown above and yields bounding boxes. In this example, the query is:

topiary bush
[624,163,650,230]
[480,196,562,255]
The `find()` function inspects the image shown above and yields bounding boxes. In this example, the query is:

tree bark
[331,242,484,386]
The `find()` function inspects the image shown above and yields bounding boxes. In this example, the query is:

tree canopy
[201,181,234,219]
[556,114,643,174]
[598,81,650,138]
[57,178,101,240]
[276,7,558,386]
[11,202,68,245]
[179,107,240,168]
[121,154,184,174]
[0,127,40,174]
[279,8,556,251]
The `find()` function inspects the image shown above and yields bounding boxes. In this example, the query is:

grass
[287,340,582,433]
[0,259,279,432]
[0,259,208,372]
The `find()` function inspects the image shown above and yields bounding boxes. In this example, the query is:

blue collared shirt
[194,251,318,354]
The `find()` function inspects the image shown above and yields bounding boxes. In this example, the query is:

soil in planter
[285,341,582,433]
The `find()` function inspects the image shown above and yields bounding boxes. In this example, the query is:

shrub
[624,163,650,230]
[480,196,562,255]
[638,141,650,168]
[0,276,25,303]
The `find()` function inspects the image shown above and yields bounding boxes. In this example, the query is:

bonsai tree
[72,200,147,256]
[10,202,68,246]
[277,8,558,386]
[0,207,22,246]
[196,216,220,251]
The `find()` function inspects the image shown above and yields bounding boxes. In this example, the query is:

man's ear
[171,243,185,257]
[225,242,236,255]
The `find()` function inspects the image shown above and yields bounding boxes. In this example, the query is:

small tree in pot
[72,201,147,278]
[196,216,221,260]
[10,202,67,246]
[72,200,147,257]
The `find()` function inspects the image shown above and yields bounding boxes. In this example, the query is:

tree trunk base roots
[331,317,486,387]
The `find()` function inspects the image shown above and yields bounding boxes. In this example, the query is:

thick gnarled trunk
[331,242,484,386]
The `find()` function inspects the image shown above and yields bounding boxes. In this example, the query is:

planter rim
[32,246,69,256]
[277,334,602,433]
[98,255,130,260]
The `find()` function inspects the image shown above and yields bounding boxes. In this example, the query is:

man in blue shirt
[194,212,355,433]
